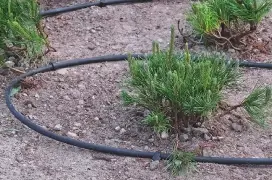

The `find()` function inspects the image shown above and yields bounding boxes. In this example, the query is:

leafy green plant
[122,26,272,134]
[166,150,196,176]
[187,0,272,49]
[0,0,50,67]
[142,112,171,133]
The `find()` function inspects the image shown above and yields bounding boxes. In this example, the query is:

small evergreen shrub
[187,0,272,49]
[0,0,49,67]
[122,26,271,134]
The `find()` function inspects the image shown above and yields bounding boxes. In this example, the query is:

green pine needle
[166,150,196,176]
[0,0,46,66]
[142,112,171,133]
[123,27,239,131]
[242,86,272,126]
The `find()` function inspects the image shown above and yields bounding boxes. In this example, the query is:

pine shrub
[0,0,48,66]
[187,0,272,49]
[122,27,272,133]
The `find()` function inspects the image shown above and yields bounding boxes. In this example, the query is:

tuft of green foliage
[122,26,239,131]
[142,112,171,133]
[122,27,272,134]
[187,0,272,48]
[166,150,196,176]
[188,1,220,35]
[0,0,47,66]
[242,86,272,126]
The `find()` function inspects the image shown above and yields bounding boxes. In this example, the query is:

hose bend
[5,0,272,166]
[40,0,152,17]
[5,55,272,165]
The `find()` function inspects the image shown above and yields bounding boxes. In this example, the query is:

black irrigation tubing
[5,1,272,166]
[40,0,152,17]
[5,55,272,165]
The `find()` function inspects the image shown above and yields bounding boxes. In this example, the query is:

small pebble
[15,156,24,162]
[56,68,68,75]
[192,127,209,137]
[63,95,71,101]
[228,48,236,53]
[204,134,211,141]
[78,83,86,90]
[180,133,189,142]
[161,131,169,139]
[115,126,121,132]
[150,160,160,170]
[59,78,65,82]
[34,94,40,98]
[53,124,62,131]
[144,146,149,150]
[212,136,224,141]
[148,138,154,143]
[120,128,126,134]
[74,122,81,127]
[4,61,15,68]
[78,100,84,105]
[27,103,33,108]
[231,123,242,132]
[67,131,78,138]
[94,117,99,121]
[71,90,81,98]
[8,56,16,62]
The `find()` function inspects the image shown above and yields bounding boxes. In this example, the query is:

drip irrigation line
[5,54,272,165]
[5,0,272,167]
[40,0,152,17]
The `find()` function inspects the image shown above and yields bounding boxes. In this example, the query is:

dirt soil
[1,0,272,179]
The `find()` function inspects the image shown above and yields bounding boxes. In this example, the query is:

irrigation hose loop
[5,55,272,165]
[6,1,272,166]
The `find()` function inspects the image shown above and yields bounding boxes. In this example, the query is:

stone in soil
[144,146,149,150]
[204,134,211,141]
[56,68,68,75]
[120,128,126,134]
[78,100,84,105]
[4,61,15,68]
[149,160,160,171]
[183,128,192,135]
[67,131,78,138]
[148,138,155,143]
[63,95,71,101]
[231,123,242,132]
[192,127,209,137]
[115,126,121,132]
[53,124,63,131]
[94,117,99,121]
[78,83,86,90]
[71,89,81,98]
[161,131,169,139]
[180,133,189,142]
[74,122,81,127]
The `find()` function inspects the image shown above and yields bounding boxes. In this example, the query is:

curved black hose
[239,61,272,69]
[5,54,272,165]
[40,0,152,17]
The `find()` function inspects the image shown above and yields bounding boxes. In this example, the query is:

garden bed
[1,0,272,179]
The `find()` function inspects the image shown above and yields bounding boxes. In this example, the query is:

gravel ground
[1,0,272,179]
